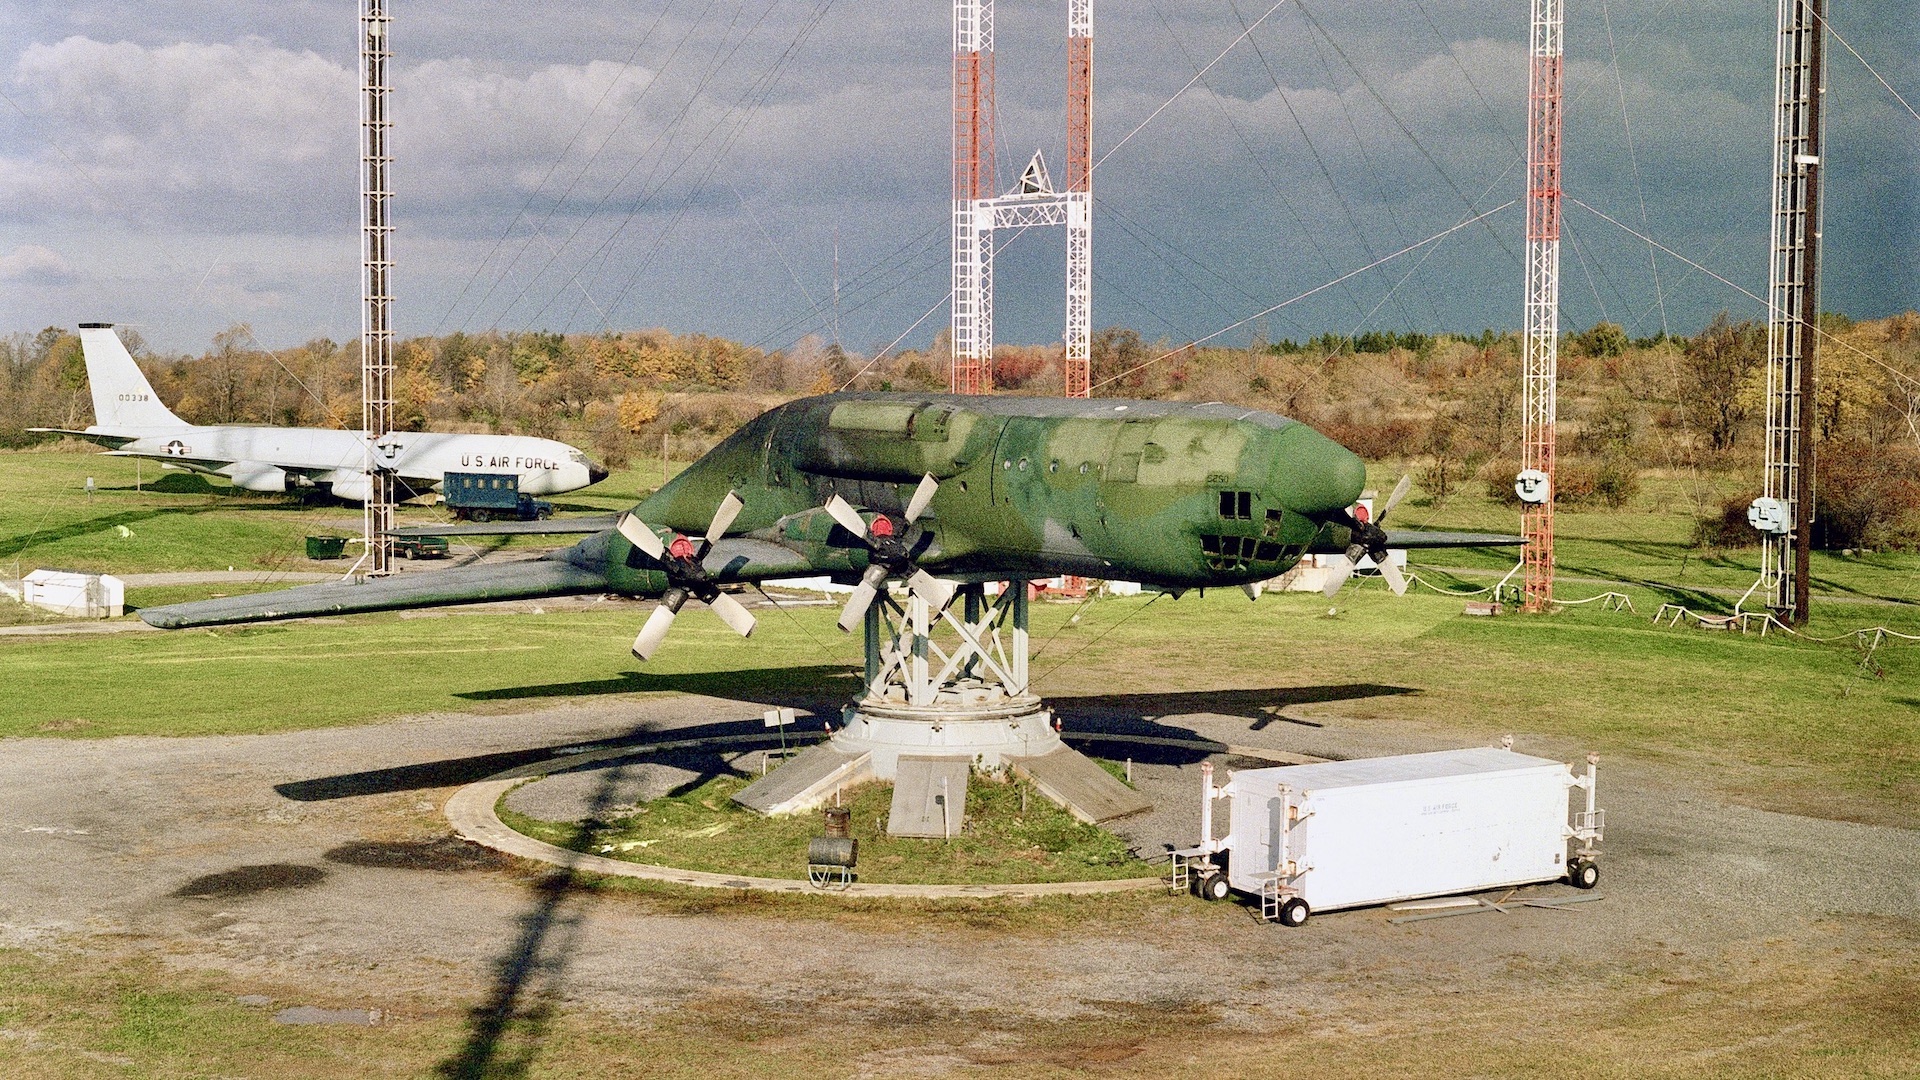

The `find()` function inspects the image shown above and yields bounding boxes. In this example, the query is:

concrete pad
[732,743,872,816]
[1012,746,1153,825]
[887,756,970,838]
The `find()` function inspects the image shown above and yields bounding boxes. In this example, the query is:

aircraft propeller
[616,491,756,659]
[1320,473,1413,599]
[822,474,956,631]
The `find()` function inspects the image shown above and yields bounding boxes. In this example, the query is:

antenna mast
[359,0,396,576]
[1517,0,1563,611]
[1751,0,1825,625]
[951,0,995,394]
[949,0,1093,398]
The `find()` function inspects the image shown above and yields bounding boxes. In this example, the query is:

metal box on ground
[1184,747,1602,926]
[305,536,349,560]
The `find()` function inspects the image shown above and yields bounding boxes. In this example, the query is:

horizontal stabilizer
[138,556,610,629]
[390,515,619,538]
[26,428,141,449]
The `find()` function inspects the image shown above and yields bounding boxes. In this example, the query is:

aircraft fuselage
[603,392,1366,593]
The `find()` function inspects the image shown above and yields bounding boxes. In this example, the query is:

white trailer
[1174,747,1603,926]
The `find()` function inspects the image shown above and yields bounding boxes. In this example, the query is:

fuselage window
[1218,490,1254,520]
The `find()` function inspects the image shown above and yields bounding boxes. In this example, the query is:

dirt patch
[322,837,509,873]
[171,863,328,899]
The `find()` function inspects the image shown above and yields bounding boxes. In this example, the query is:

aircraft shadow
[274,717,781,802]
[452,665,859,710]
[0,505,235,560]
[278,677,1414,801]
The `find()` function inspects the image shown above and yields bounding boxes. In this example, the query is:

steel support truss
[861,581,1030,709]
[1519,0,1563,612]
[358,0,396,576]
[1752,0,1825,625]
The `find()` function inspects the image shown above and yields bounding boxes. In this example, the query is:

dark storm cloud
[0,0,1912,353]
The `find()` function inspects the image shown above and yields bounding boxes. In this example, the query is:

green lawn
[501,773,1157,885]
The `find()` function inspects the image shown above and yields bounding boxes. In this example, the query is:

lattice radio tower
[950,0,1093,398]
[359,0,397,576]
[1516,0,1564,611]
[1750,0,1826,625]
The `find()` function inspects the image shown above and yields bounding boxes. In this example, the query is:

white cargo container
[1176,747,1603,926]
[21,569,125,618]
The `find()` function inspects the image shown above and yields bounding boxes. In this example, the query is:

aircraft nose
[587,459,609,485]
[1274,425,1367,516]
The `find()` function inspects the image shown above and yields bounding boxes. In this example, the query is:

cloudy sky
[2,1,1914,355]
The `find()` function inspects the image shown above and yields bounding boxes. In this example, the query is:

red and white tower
[950,0,995,394]
[1516,0,1563,611]
[949,0,1094,398]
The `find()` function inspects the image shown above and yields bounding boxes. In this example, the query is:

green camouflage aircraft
[140,392,1517,655]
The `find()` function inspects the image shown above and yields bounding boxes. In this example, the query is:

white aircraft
[33,324,607,501]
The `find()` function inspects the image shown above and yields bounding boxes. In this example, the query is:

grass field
[501,773,1157,884]
[4,447,1917,827]
[1,922,1913,1080]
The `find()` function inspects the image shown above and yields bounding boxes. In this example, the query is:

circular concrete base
[443,729,1164,898]
[834,692,1060,779]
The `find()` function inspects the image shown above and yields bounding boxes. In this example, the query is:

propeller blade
[631,603,678,660]
[1320,555,1355,599]
[1241,581,1264,601]
[707,590,757,638]
[823,494,869,538]
[905,569,957,614]
[837,565,891,632]
[1379,474,1413,521]
[617,513,666,561]
[1379,556,1409,596]
[904,474,939,523]
[705,490,744,544]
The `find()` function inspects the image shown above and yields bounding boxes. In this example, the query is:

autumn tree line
[4,312,1917,549]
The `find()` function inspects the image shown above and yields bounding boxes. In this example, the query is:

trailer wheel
[1278,897,1310,927]
[472,509,493,523]
[1569,858,1600,889]
[1198,873,1230,902]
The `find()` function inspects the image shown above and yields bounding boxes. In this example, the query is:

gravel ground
[0,691,1914,1044]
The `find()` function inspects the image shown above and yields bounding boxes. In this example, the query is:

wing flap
[138,557,610,629]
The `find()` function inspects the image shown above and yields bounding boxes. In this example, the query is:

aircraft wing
[390,515,620,537]
[137,556,610,629]
[1381,529,1524,548]
[1307,527,1524,554]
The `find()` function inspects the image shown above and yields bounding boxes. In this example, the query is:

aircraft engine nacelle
[223,461,288,493]
[327,474,371,503]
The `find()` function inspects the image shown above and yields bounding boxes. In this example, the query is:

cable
[1597,0,1670,337]
[1089,200,1518,392]
[1566,196,1920,394]
[1091,0,1294,175]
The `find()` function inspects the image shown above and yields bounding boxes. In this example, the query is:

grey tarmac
[0,693,1915,1033]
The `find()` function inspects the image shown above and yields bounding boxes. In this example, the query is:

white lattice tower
[360,0,396,575]
[951,0,995,394]
[1519,0,1563,612]
[1757,0,1825,625]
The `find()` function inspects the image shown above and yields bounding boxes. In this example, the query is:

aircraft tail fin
[78,323,185,430]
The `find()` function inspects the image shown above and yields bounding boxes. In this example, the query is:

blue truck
[442,471,554,523]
